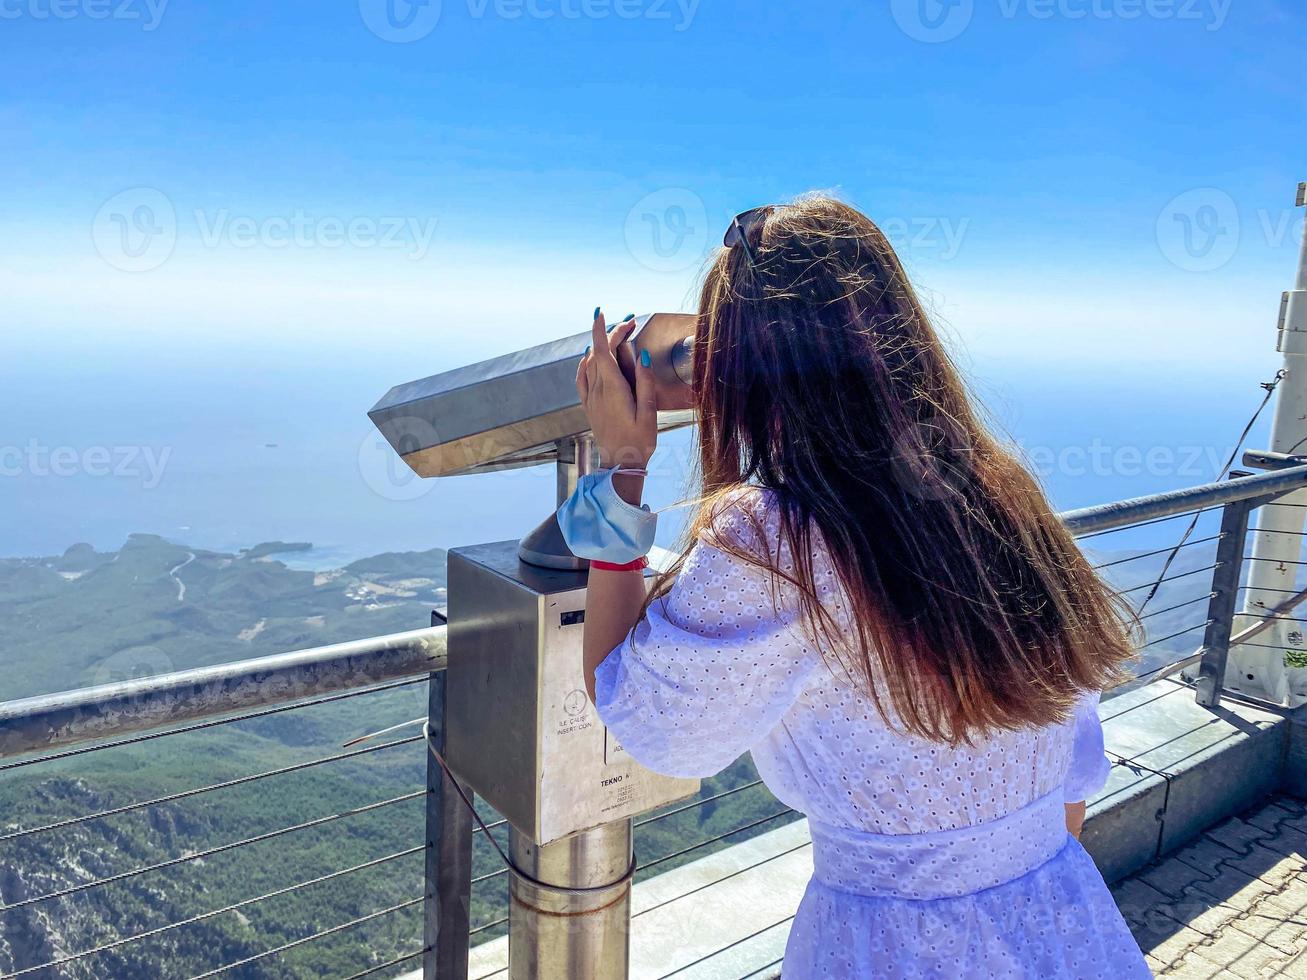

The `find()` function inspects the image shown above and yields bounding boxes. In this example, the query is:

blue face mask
[556,468,657,565]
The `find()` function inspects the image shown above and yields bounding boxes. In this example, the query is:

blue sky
[2,0,1303,370]
[1,0,1305,557]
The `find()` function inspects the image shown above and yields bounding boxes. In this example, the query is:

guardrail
[4,464,1307,980]
[1066,462,1307,705]
[0,627,447,760]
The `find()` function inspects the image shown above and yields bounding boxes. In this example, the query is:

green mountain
[0,536,782,980]
[0,536,448,703]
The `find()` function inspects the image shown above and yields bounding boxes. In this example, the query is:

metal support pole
[1231,183,1307,705]
[424,666,474,980]
[518,433,599,570]
[504,431,634,980]
[1195,479,1258,707]
[556,433,596,503]
[507,823,635,979]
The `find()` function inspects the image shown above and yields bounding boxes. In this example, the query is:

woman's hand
[576,310,658,704]
[576,309,657,472]
[1064,801,1086,839]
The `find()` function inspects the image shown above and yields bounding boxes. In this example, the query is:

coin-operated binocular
[368,314,698,979]
[371,312,696,571]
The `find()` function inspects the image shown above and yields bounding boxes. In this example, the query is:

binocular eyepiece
[614,313,696,413]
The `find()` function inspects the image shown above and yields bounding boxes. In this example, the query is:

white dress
[593,487,1150,979]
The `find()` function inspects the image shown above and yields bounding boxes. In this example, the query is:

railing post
[1195,476,1258,708]
[424,661,473,979]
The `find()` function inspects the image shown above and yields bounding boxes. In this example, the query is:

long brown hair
[646,196,1136,744]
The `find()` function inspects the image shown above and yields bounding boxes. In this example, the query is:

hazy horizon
[2,335,1283,566]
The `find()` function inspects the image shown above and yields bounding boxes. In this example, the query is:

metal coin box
[446,540,699,845]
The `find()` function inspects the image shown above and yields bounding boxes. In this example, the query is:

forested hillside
[0,538,791,979]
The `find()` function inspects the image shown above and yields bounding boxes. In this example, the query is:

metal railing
[4,464,1307,980]
[1064,462,1307,704]
[0,629,447,980]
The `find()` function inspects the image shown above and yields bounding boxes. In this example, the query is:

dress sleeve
[1062,690,1112,804]
[592,491,822,779]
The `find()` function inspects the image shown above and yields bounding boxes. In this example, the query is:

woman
[569,197,1150,978]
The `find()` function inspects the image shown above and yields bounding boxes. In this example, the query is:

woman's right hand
[576,309,658,473]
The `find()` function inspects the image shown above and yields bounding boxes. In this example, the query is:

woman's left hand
[576,309,657,471]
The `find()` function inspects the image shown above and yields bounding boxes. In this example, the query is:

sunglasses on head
[723,206,775,268]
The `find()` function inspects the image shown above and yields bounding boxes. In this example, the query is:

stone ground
[1112,796,1307,978]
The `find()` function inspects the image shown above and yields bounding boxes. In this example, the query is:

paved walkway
[1112,796,1307,978]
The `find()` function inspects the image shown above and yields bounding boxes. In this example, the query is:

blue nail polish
[623,313,636,322]
[584,345,590,355]
[594,307,601,320]
[640,349,651,368]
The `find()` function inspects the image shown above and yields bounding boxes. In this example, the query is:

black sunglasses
[723,206,775,268]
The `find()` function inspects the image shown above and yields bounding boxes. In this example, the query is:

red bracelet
[589,556,650,572]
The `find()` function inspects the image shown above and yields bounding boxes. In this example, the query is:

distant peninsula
[239,541,314,560]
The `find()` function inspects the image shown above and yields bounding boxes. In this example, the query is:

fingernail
[584,345,590,355]
[593,307,601,320]
[623,313,636,322]
[640,349,651,368]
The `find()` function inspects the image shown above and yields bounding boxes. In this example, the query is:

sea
[0,341,1283,570]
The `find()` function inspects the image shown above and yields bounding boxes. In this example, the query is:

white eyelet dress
[592,488,1150,979]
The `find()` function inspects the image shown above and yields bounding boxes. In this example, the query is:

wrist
[598,447,652,469]
[611,472,645,506]
[590,555,650,572]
